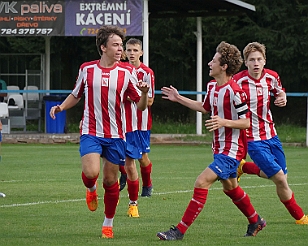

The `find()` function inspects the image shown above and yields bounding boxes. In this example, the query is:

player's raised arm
[161,85,207,114]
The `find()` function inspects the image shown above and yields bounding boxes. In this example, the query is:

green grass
[0,144,308,245]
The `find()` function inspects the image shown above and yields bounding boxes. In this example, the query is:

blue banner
[65,0,143,36]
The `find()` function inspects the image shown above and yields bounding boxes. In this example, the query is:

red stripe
[223,88,232,156]
[101,73,110,136]
[87,67,96,135]
[137,108,142,130]
[116,70,125,138]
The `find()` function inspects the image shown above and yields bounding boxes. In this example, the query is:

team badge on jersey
[101,77,109,86]
[213,96,218,106]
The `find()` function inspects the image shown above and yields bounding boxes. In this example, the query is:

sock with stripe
[176,188,208,234]
[224,186,258,224]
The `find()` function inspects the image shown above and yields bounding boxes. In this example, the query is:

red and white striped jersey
[123,62,155,133]
[136,63,155,131]
[72,60,141,139]
[202,79,250,160]
[233,69,284,141]
[120,61,139,133]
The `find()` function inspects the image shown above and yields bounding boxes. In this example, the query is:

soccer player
[234,42,308,224]
[119,38,155,197]
[157,41,266,241]
[49,25,149,239]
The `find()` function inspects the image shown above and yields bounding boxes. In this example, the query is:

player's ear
[221,63,228,71]
[101,44,107,53]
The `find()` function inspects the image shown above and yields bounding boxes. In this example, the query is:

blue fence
[1,90,307,146]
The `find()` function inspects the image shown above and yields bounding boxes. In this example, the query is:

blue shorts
[79,134,126,166]
[248,135,287,178]
[0,132,2,142]
[125,131,142,159]
[138,130,151,153]
[209,154,239,180]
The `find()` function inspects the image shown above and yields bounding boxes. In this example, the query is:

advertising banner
[65,0,143,36]
[0,1,65,36]
[0,0,143,36]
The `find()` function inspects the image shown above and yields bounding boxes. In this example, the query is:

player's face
[125,44,143,65]
[101,34,123,62]
[208,52,224,78]
[245,51,266,79]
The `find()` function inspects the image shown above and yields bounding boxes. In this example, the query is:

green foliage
[148,1,308,92]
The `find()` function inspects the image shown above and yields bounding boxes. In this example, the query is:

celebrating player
[234,42,308,224]
[157,41,266,241]
[49,25,149,239]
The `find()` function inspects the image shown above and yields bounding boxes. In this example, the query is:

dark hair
[125,38,142,48]
[216,41,243,76]
[96,25,125,56]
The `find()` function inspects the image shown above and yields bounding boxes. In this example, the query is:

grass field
[0,143,307,245]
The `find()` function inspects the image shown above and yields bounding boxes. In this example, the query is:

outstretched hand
[161,85,179,102]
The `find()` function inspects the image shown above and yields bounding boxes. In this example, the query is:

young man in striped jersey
[49,25,149,239]
[234,42,308,225]
[157,41,266,241]
[119,38,155,198]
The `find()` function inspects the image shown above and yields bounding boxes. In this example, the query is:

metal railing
[0,90,307,147]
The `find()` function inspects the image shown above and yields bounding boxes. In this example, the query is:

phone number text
[1,28,53,35]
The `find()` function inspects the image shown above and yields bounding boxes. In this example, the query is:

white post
[143,0,149,66]
[25,69,28,117]
[196,17,202,135]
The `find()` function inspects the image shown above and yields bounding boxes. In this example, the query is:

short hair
[243,42,266,61]
[216,41,243,76]
[96,25,125,56]
[125,38,142,49]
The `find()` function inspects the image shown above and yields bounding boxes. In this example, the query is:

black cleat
[141,185,153,197]
[245,216,266,237]
[118,173,127,191]
[157,226,184,241]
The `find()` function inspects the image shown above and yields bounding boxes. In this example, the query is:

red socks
[242,162,261,176]
[224,186,258,224]
[127,178,139,201]
[81,172,98,188]
[281,193,305,220]
[140,163,152,187]
[177,188,208,234]
[103,182,119,218]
